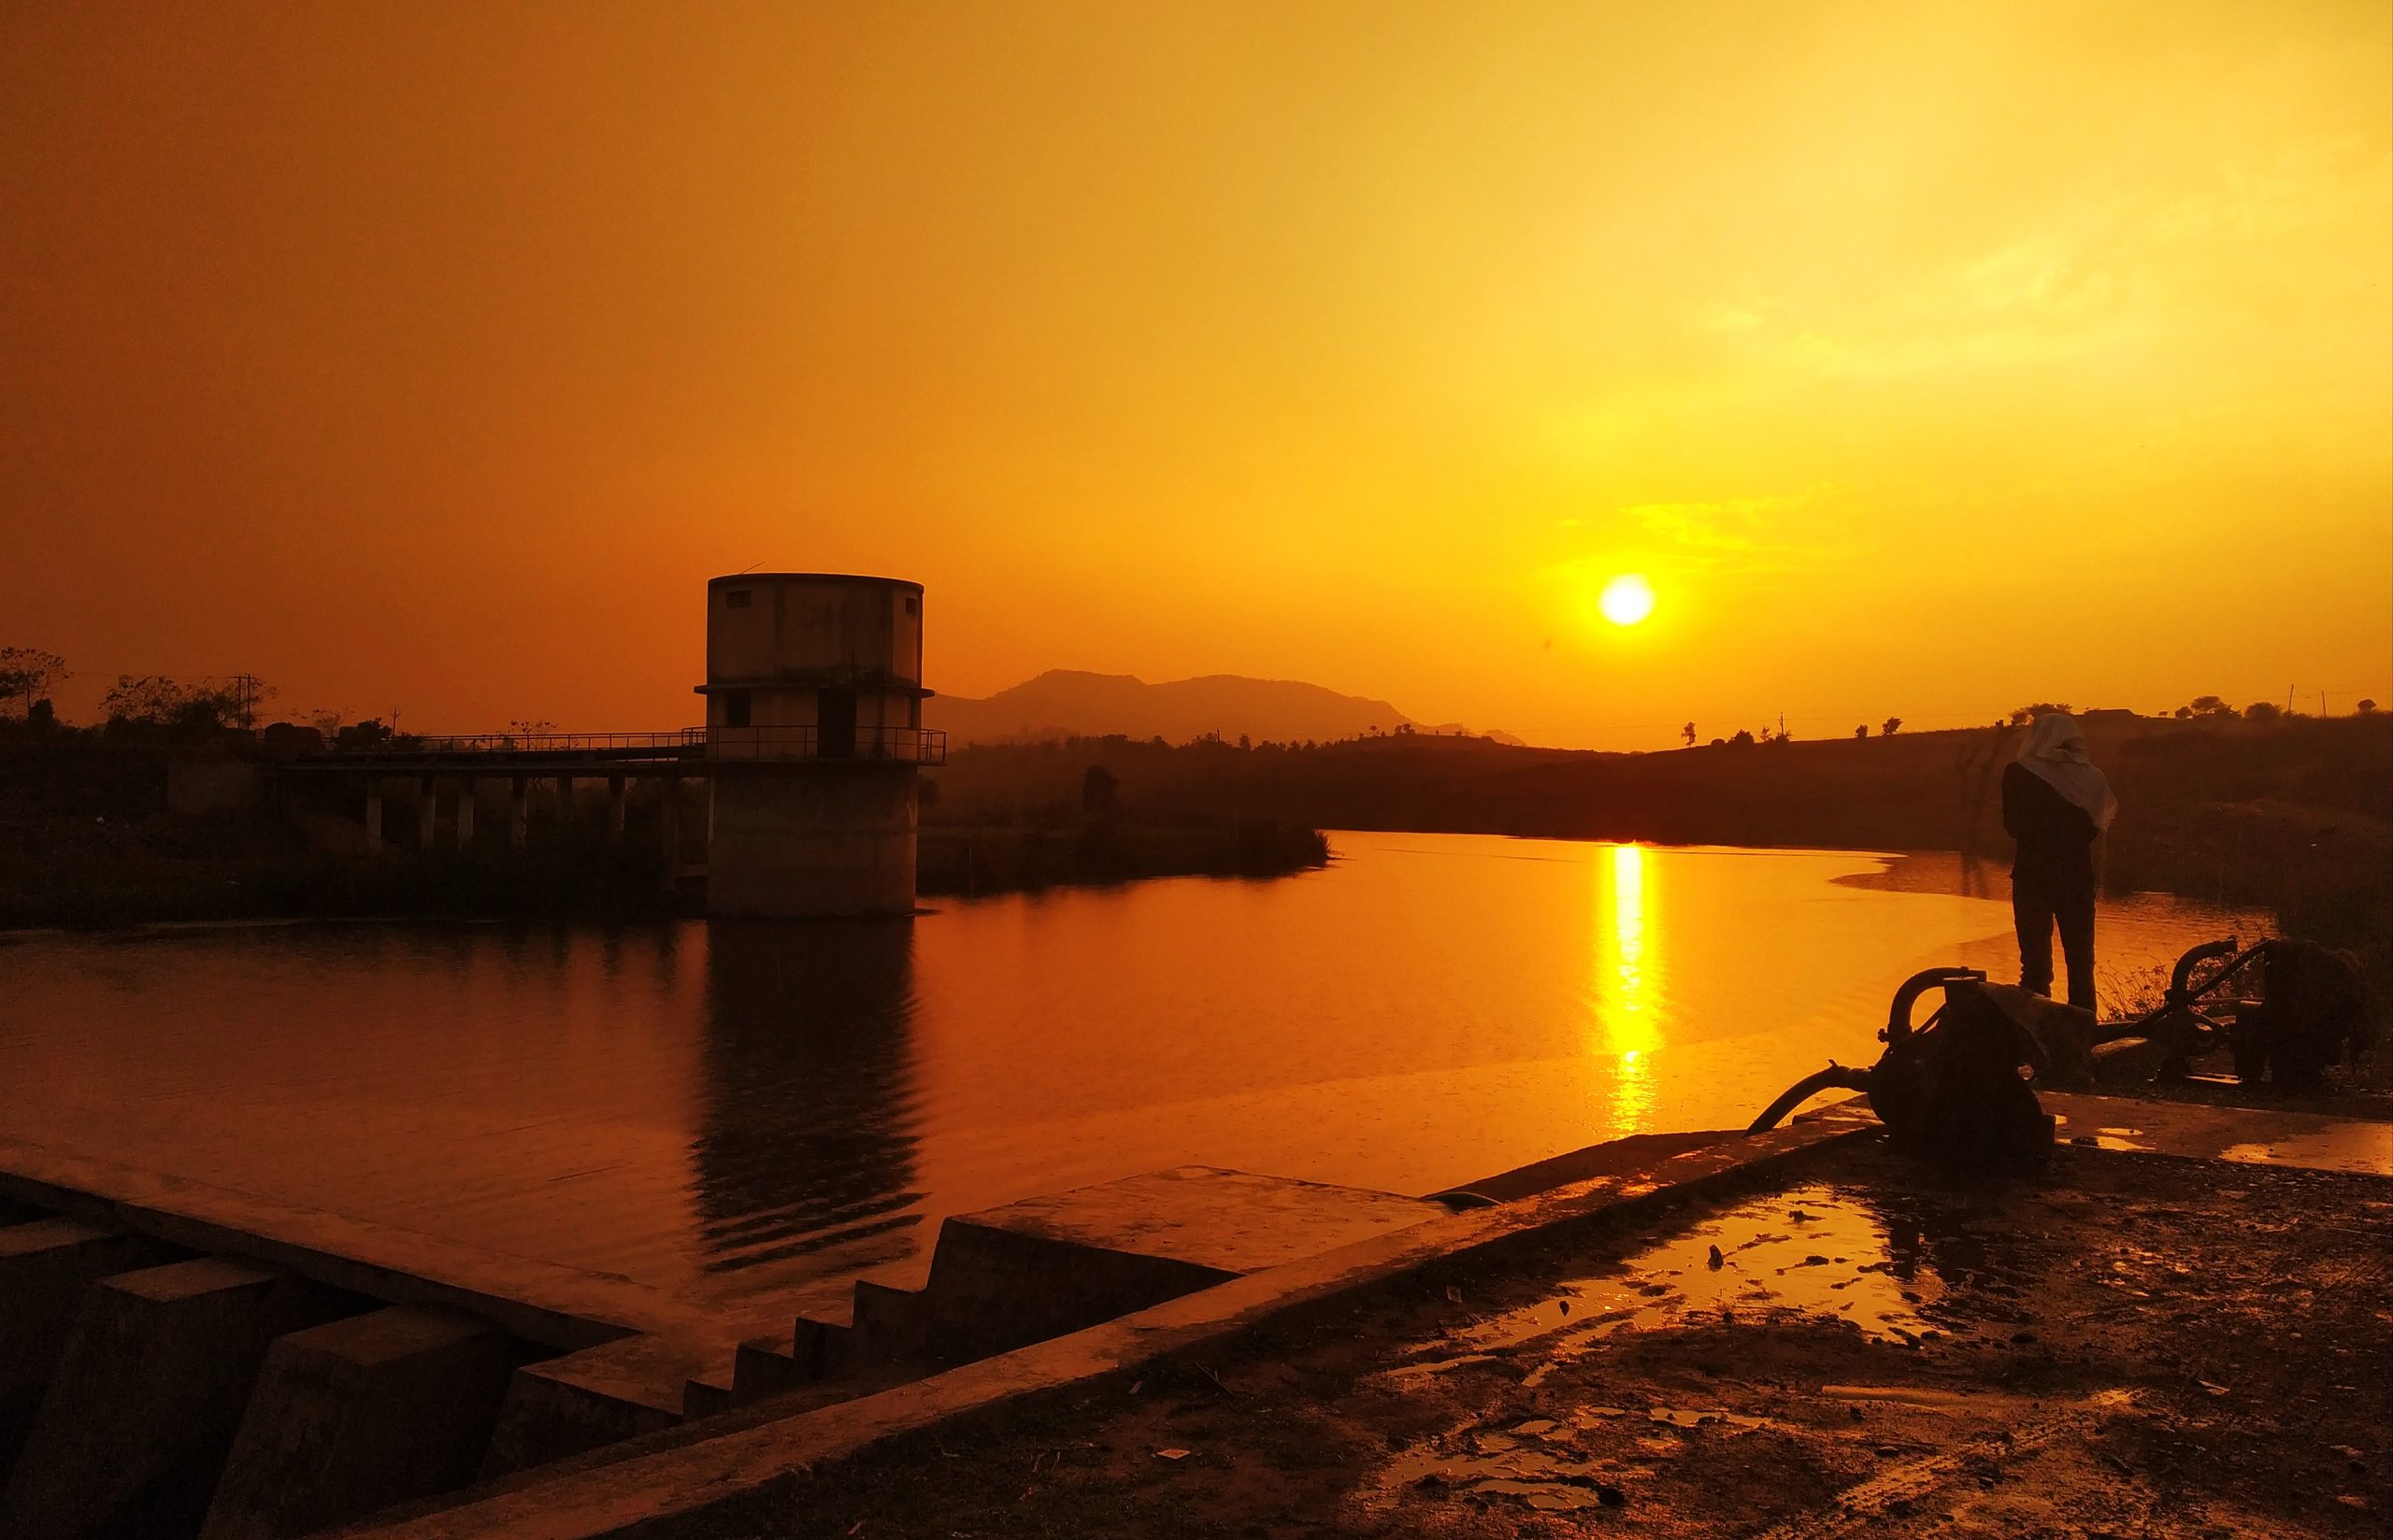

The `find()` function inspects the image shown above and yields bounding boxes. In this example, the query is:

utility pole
[227,673,261,730]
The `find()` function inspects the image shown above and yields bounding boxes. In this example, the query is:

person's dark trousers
[2013,868,2097,1010]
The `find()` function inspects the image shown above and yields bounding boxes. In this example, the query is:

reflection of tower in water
[692,920,925,1281]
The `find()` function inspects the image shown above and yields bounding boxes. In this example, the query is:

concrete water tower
[698,573,939,918]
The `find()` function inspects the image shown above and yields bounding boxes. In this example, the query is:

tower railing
[692,725,947,765]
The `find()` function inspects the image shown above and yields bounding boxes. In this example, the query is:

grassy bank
[928,714,2392,991]
[918,820,1328,899]
[5,715,2381,957]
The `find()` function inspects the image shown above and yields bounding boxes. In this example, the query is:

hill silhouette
[925,669,1510,747]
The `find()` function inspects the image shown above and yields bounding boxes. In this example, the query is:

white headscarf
[2016,712,2117,831]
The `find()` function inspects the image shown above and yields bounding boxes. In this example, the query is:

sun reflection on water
[1597,843,1658,1131]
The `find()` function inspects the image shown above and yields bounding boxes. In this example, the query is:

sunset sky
[5,2,2386,749]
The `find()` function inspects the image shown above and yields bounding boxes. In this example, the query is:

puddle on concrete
[1388,1184,2015,1385]
[1373,1402,1781,1513]
[2058,1118,2157,1153]
[2048,1105,2393,1176]
[1379,1414,1634,1512]
[1647,1406,1770,1429]
[2214,1134,2393,1175]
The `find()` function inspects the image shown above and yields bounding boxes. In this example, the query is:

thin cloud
[1621,486,1857,575]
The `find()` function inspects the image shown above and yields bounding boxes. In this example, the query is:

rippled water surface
[0,834,2259,1314]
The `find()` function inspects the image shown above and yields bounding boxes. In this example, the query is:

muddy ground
[687,1136,2390,1539]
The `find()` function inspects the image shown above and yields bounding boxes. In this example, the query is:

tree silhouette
[0,647,67,717]
[336,719,395,750]
[1881,717,1902,736]
[1854,724,1869,738]
[1681,721,1696,747]
[100,675,261,732]
[1081,763,1120,816]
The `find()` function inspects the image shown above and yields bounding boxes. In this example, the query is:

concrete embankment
[0,1138,1457,1536]
[0,1110,1856,1537]
[329,1114,1883,1539]
[0,1139,759,1538]
[327,1094,2388,1540]
[669,1117,2392,1539]
[6,1096,2382,1537]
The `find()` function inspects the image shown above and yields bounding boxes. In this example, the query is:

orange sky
[5,2,2386,749]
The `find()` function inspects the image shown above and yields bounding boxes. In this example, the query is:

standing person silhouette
[2002,712,2117,1011]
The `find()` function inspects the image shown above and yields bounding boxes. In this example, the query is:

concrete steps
[0,1218,180,1466]
[201,1306,518,1540]
[0,1198,709,1540]
[693,1166,1442,1417]
[0,1164,1445,1535]
[3,1255,358,1538]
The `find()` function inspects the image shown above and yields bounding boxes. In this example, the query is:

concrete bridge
[267,726,945,874]
[239,570,946,917]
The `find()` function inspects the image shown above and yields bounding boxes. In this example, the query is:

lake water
[0,833,2259,1318]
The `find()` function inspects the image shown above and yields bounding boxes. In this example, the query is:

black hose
[1747,1063,1873,1134]
[2099,936,2271,1042]
[1884,968,1983,1042]
[2171,937,2266,1003]
[2170,937,2233,998]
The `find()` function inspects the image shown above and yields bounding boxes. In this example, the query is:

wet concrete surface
[677,1133,2392,1539]
[1382,1180,2017,1390]
[2043,1091,2393,1176]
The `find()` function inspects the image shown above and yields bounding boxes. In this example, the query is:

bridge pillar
[556,777,574,834]
[364,778,382,853]
[660,776,681,885]
[607,777,626,843]
[508,777,528,851]
[454,779,475,848]
[417,777,437,849]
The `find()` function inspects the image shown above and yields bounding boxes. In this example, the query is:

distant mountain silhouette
[926,669,1514,746]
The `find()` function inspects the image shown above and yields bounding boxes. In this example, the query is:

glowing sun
[1598,573,1655,626]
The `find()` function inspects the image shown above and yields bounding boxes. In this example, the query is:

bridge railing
[319,731,699,757]
[300,726,948,766]
[692,725,947,765]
